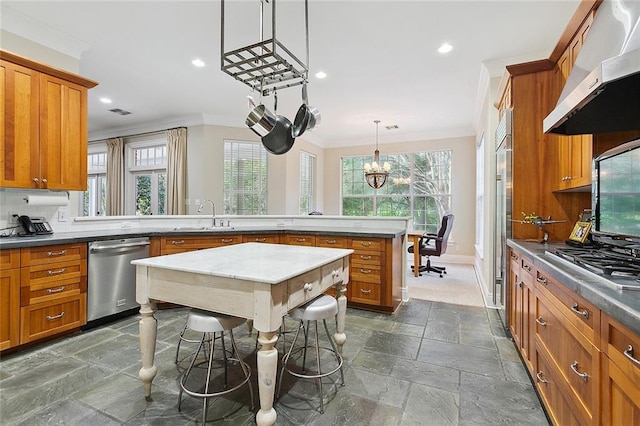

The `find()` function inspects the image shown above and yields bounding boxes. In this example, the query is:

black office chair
[408,214,454,277]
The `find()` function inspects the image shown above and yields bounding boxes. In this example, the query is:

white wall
[323,136,477,257]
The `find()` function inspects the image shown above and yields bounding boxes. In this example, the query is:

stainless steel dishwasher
[87,237,150,322]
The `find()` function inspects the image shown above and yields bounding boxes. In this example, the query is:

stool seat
[290,295,338,321]
[186,309,246,333]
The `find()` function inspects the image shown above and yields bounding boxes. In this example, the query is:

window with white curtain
[342,150,452,232]
[126,140,167,215]
[476,133,485,257]
[223,140,268,215]
[299,151,316,214]
[82,143,107,216]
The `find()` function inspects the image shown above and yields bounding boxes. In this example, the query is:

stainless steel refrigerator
[494,109,513,329]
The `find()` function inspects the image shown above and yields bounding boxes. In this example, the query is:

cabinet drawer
[351,251,383,267]
[520,255,534,277]
[350,238,383,252]
[23,276,86,306]
[534,291,599,424]
[21,260,86,290]
[601,314,640,381]
[282,234,316,246]
[350,281,381,305]
[160,235,240,254]
[20,294,86,343]
[536,270,598,341]
[0,249,20,269]
[351,264,381,284]
[21,243,86,266]
[534,347,587,426]
[242,234,279,244]
[288,269,323,309]
[316,236,349,248]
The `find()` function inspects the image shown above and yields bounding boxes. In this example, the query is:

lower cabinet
[1,249,20,350]
[600,313,640,425]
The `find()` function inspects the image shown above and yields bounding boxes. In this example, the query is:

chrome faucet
[198,200,216,227]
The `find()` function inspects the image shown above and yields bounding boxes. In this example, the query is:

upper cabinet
[1,50,98,191]
[552,13,594,191]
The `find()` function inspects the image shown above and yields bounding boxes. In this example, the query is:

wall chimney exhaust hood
[543,0,640,135]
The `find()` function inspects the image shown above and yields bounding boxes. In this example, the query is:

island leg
[256,331,278,426]
[138,301,158,398]
[334,280,347,354]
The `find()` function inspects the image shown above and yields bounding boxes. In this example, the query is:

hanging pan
[261,91,296,155]
[302,83,321,131]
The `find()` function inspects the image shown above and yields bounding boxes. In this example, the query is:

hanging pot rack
[220,0,309,96]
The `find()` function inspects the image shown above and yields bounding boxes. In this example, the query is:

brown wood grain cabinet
[159,234,242,255]
[19,243,87,344]
[242,234,280,244]
[510,250,535,373]
[0,249,20,350]
[1,50,97,191]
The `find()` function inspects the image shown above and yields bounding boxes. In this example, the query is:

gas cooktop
[546,246,640,290]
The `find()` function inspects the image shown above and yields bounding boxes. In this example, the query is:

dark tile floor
[0,300,550,425]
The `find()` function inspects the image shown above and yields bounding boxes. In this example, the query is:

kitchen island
[132,242,353,426]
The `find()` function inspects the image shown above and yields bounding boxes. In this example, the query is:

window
[223,140,268,215]
[342,150,452,232]
[126,141,167,215]
[82,144,107,216]
[299,151,316,214]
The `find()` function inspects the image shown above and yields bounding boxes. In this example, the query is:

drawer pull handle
[360,241,372,247]
[303,283,313,292]
[332,270,340,278]
[571,303,589,319]
[47,250,67,257]
[46,311,65,321]
[360,289,372,294]
[536,276,547,285]
[255,238,267,242]
[360,269,372,274]
[359,255,372,260]
[171,240,185,245]
[570,361,588,381]
[47,286,66,294]
[624,345,640,366]
[47,268,66,276]
[326,240,337,244]
[522,264,532,272]
[221,238,233,243]
[535,371,548,384]
[535,317,547,327]
[510,253,519,260]
[296,238,306,242]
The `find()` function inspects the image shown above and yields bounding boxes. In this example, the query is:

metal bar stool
[276,295,344,413]
[177,309,254,424]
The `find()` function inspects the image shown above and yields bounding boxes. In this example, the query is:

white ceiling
[1,0,581,148]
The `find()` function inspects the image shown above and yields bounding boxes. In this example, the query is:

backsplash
[0,189,76,234]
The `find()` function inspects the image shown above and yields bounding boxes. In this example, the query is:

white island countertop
[132,242,354,284]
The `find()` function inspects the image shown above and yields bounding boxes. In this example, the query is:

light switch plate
[58,208,69,222]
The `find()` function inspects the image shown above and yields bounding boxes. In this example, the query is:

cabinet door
[0,60,39,188]
[0,267,20,350]
[39,73,88,190]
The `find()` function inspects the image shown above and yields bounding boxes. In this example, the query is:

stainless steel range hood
[543,0,640,135]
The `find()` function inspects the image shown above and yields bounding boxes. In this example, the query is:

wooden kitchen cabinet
[281,233,316,247]
[508,247,535,373]
[1,50,97,190]
[242,233,279,244]
[0,249,20,350]
[19,243,87,344]
[600,313,640,426]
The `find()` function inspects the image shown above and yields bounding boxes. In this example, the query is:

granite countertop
[0,226,407,249]
[508,239,640,337]
[133,243,354,284]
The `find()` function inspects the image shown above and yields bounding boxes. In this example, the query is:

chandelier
[364,120,390,189]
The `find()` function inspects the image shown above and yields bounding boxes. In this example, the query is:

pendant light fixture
[364,120,391,189]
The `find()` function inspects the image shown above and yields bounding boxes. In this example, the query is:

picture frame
[569,221,591,244]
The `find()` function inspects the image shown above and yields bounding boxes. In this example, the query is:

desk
[408,232,424,277]
[133,242,353,426]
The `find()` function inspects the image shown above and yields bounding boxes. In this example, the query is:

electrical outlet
[58,208,69,222]
[8,212,18,225]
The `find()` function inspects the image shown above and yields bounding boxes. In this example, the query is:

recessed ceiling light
[438,43,453,54]
[192,58,205,67]
[315,71,327,79]
[100,97,112,104]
